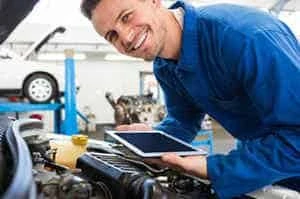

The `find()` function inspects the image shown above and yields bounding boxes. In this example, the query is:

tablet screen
[114,132,197,153]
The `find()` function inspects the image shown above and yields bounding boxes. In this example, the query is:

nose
[118,27,135,52]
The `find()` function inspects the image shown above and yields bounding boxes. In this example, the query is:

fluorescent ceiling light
[104,53,143,61]
[37,52,86,61]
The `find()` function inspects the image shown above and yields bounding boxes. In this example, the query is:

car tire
[23,73,58,103]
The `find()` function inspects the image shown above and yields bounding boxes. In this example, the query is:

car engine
[0,118,216,199]
[105,92,166,125]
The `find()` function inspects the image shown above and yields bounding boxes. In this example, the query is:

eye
[122,13,132,23]
[107,30,118,43]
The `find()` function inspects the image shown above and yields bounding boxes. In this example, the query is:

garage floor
[211,120,236,154]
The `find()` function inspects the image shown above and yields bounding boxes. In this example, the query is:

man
[80,0,300,198]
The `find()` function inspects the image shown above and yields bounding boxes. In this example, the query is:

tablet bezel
[106,130,207,158]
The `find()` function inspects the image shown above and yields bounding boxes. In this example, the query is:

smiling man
[82,0,182,61]
[80,0,300,198]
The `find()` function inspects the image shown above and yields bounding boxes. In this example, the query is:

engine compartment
[0,118,215,199]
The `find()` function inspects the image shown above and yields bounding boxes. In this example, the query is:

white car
[0,26,77,103]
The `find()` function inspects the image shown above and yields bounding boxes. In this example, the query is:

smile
[130,28,148,52]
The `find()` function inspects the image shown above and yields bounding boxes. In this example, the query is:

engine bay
[0,118,215,199]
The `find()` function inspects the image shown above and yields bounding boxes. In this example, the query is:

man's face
[91,0,167,61]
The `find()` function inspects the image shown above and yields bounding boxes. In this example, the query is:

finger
[143,158,169,168]
[131,123,152,131]
[115,125,130,131]
[144,158,161,164]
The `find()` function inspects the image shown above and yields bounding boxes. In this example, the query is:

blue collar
[155,1,200,72]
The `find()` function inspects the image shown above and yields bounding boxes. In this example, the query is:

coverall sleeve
[153,72,205,143]
[207,28,300,198]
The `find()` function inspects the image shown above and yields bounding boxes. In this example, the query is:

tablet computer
[106,130,207,158]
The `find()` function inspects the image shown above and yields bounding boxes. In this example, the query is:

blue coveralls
[153,1,300,198]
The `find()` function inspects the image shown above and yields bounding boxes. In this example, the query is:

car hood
[0,0,39,44]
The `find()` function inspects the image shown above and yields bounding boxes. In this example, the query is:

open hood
[20,26,66,60]
[0,26,66,60]
[0,0,40,44]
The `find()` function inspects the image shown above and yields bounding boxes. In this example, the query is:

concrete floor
[211,120,236,154]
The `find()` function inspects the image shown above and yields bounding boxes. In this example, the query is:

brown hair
[80,0,100,19]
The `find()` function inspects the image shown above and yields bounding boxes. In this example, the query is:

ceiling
[2,0,299,61]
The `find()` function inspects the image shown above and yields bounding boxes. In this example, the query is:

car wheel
[23,73,58,103]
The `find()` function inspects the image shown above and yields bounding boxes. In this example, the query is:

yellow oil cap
[71,134,88,145]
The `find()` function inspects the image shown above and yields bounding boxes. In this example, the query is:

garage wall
[75,60,153,123]
[20,60,153,131]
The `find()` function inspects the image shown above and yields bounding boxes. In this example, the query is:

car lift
[0,49,85,135]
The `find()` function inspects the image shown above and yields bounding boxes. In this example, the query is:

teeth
[134,31,147,50]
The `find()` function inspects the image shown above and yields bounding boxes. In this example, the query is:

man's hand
[151,153,208,179]
[115,125,208,179]
[116,123,152,131]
